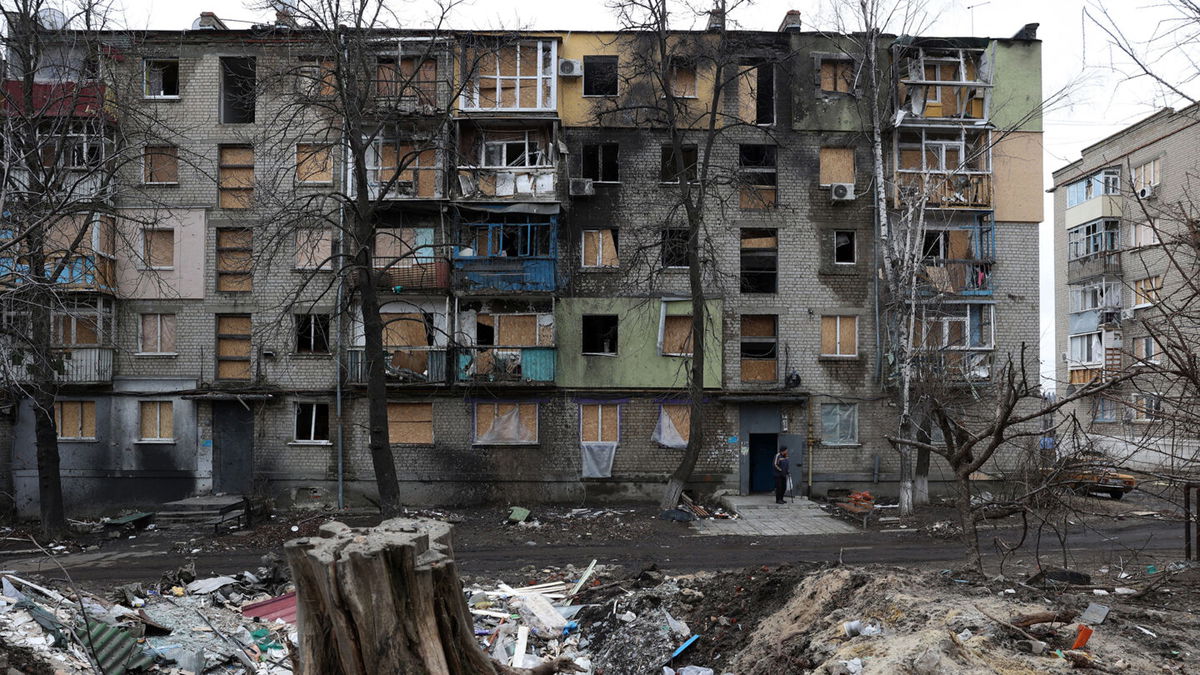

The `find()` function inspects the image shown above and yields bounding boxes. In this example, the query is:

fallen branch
[1010,609,1077,628]
[494,656,587,675]
[975,605,1039,642]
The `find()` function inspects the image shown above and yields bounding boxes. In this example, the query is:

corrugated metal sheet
[243,591,298,625]
[521,348,555,382]
[83,622,153,674]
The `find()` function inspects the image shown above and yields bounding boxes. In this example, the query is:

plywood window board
[662,315,694,355]
[387,402,434,444]
[663,404,691,443]
[581,403,619,443]
[819,147,855,185]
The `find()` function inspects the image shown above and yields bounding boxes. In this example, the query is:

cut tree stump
[284,518,499,675]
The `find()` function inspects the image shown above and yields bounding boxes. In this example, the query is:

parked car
[1052,452,1137,499]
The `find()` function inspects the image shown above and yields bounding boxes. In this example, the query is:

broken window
[582,315,618,355]
[915,305,993,350]
[1133,335,1160,364]
[466,220,553,259]
[388,402,434,444]
[738,59,774,125]
[376,56,437,105]
[582,143,619,182]
[669,61,697,97]
[582,229,618,268]
[834,231,856,264]
[139,313,176,354]
[296,144,333,184]
[142,228,173,269]
[144,59,179,98]
[55,400,96,440]
[369,140,438,198]
[1067,219,1120,260]
[818,147,855,185]
[294,402,330,442]
[139,401,173,441]
[467,40,556,110]
[1133,158,1161,191]
[295,229,333,270]
[660,144,697,183]
[1133,276,1162,306]
[739,144,777,209]
[583,55,618,96]
[818,57,854,93]
[1069,281,1120,313]
[216,228,252,292]
[143,145,178,184]
[1092,396,1118,422]
[218,145,254,208]
[1131,221,1159,248]
[740,229,777,294]
[481,130,548,168]
[820,402,857,445]
[653,404,690,448]
[220,56,256,124]
[580,403,619,443]
[381,312,435,373]
[740,315,777,382]
[661,228,689,268]
[661,315,693,356]
[820,315,857,356]
[216,314,252,381]
[1131,393,1162,422]
[297,57,336,97]
[296,314,331,354]
[474,402,538,444]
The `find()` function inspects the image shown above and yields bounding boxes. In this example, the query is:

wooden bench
[833,501,875,528]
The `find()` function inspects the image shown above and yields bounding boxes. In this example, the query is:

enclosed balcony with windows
[894,128,992,209]
[453,215,557,292]
[0,214,117,293]
[364,136,442,200]
[918,219,994,296]
[456,123,558,201]
[461,39,557,112]
[1,297,115,384]
[909,303,994,381]
[455,302,555,384]
[895,44,991,121]
[1066,218,1121,283]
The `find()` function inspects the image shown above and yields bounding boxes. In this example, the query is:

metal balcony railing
[345,347,448,385]
[455,346,555,384]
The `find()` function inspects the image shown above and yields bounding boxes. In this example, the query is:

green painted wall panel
[990,41,1042,132]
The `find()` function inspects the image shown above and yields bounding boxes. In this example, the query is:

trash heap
[0,556,298,674]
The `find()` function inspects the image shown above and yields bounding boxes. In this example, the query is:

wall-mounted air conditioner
[569,178,595,196]
[1120,308,1136,321]
[559,59,583,77]
[831,183,856,201]
[1137,185,1156,200]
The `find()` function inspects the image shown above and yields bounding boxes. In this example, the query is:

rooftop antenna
[966,2,990,36]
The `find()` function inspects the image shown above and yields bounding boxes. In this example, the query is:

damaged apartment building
[0,10,1043,515]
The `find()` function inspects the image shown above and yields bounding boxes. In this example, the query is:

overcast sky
[114,0,1200,388]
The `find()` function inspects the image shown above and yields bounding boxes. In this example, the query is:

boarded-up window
[218,145,254,208]
[387,402,434,444]
[739,144,777,209]
[299,58,336,97]
[139,313,176,353]
[662,315,693,355]
[582,229,619,268]
[580,403,619,443]
[138,400,173,441]
[143,229,173,268]
[216,314,252,380]
[820,315,858,356]
[819,59,854,93]
[376,57,437,104]
[295,229,332,270]
[653,404,690,447]
[144,145,178,183]
[372,142,438,198]
[740,315,778,382]
[381,313,430,347]
[474,402,538,444]
[819,148,855,185]
[55,400,96,439]
[216,228,252,291]
[740,229,778,293]
[296,144,333,184]
[669,63,697,97]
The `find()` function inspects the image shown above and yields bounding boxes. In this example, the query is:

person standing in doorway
[773,446,790,504]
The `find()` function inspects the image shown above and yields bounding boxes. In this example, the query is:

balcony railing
[912,350,993,382]
[456,167,558,200]
[921,260,993,295]
[895,172,992,209]
[453,254,556,292]
[455,346,555,384]
[1,347,114,384]
[345,347,448,385]
[365,259,451,292]
[1067,252,1121,284]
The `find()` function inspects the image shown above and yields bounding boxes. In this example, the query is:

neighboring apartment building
[1052,104,1200,469]
[0,11,1044,516]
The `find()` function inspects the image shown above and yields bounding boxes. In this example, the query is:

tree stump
[284,518,498,675]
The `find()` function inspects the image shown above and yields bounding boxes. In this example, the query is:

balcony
[356,259,451,293]
[2,347,114,384]
[0,255,116,293]
[454,255,555,292]
[456,167,557,201]
[1,81,111,118]
[912,350,993,382]
[1067,253,1121,284]
[920,260,993,295]
[895,172,992,209]
[453,219,558,293]
[460,40,557,112]
[455,346,555,384]
[345,348,448,385]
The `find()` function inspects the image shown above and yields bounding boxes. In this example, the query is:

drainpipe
[335,198,346,511]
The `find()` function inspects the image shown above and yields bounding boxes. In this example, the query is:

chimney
[1011,23,1039,40]
[778,10,802,32]
[706,8,725,32]
[275,10,298,28]
[195,12,228,30]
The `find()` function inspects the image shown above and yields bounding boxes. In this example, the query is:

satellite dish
[36,8,68,30]
[190,17,206,30]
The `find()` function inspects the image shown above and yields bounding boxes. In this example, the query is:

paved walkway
[691,494,860,536]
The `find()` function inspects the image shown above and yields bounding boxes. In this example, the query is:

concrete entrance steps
[156,495,248,528]
[690,494,860,536]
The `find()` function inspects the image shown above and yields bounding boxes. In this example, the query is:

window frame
[820,402,859,446]
[1132,275,1163,307]
[1069,281,1120,313]
[293,401,332,444]
[659,144,698,184]
[818,56,856,94]
[820,315,859,357]
[1066,168,1121,208]
[833,230,856,265]
[581,314,619,356]
[1092,396,1117,423]
[137,313,177,355]
[54,400,97,441]
[740,314,778,383]
[581,142,619,183]
[739,228,778,294]
[1133,335,1160,365]
[1067,219,1121,261]
[215,314,252,381]
[142,144,179,185]
[1068,331,1103,366]
[581,228,619,269]
[472,402,539,445]
[137,400,175,443]
[140,227,174,270]
[387,402,435,445]
[582,55,619,97]
[579,403,621,444]
[295,143,334,185]
[217,145,254,209]
[660,228,690,269]
[219,56,257,124]
[143,58,180,99]
[295,313,331,355]
[480,130,550,169]
[1130,393,1162,423]
[216,228,253,292]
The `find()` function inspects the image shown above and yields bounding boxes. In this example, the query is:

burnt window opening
[145,59,180,97]
[740,228,778,294]
[220,56,256,124]
[742,59,775,125]
[582,315,619,354]
[834,230,856,264]
[923,231,948,259]
[740,314,779,383]
[660,144,698,183]
[661,228,690,268]
[296,314,331,354]
[466,218,554,258]
[582,143,619,182]
[583,55,618,96]
[295,402,331,442]
[739,144,778,209]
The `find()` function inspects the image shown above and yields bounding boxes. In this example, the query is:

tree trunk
[914,448,930,506]
[356,260,402,517]
[33,394,66,538]
[897,445,913,516]
[284,518,499,675]
[955,472,983,573]
[29,262,66,537]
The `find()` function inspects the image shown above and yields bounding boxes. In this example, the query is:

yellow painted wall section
[992,131,1044,223]
[558,32,718,127]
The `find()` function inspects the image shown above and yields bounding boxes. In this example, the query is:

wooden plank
[663,316,693,354]
[740,314,776,337]
[581,404,600,443]
[664,404,690,442]
[741,359,777,382]
[820,316,837,354]
[599,404,618,442]
[819,147,855,184]
[498,314,537,346]
[839,316,857,355]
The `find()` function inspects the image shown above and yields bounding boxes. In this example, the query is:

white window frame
[143,58,180,99]
[820,402,859,446]
[821,315,858,357]
[1068,331,1103,366]
[1066,168,1120,208]
[1069,281,1120,313]
[1130,393,1162,422]
[462,40,557,111]
[1132,275,1163,308]
[293,402,332,444]
[137,313,176,355]
[138,400,175,442]
[480,130,550,169]
[1133,158,1161,191]
[1067,219,1120,261]
[833,230,856,265]
[581,229,618,268]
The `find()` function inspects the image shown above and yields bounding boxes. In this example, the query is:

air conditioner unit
[1120,308,1136,321]
[830,183,856,201]
[1137,185,1156,200]
[559,59,583,77]
[569,178,595,196]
